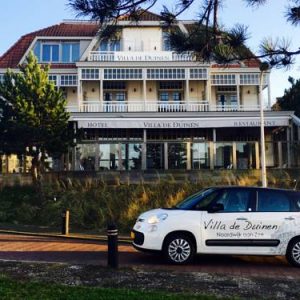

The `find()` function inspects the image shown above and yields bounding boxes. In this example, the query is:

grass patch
[0,276,218,300]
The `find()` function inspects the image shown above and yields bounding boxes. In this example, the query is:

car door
[200,187,256,254]
[246,188,295,255]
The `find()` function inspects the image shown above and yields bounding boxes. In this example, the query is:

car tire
[163,233,195,265]
[286,238,300,267]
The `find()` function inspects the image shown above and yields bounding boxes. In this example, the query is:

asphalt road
[1,233,300,278]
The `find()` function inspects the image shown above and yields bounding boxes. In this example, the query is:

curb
[0,229,132,245]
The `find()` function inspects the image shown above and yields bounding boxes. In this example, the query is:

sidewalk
[1,233,300,279]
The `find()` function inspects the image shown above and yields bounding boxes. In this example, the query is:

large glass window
[121,144,142,170]
[257,190,290,212]
[146,144,164,169]
[215,143,233,169]
[77,144,97,171]
[42,44,59,62]
[236,142,256,169]
[168,143,187,169]
[99,144,119,170]
[192,143,210,169]
[62,43,80,62]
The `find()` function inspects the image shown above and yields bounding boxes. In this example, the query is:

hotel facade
[0,11,299,173]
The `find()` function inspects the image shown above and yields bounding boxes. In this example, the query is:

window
[99,39,121,51]
[103,81,126,90]
[162,31,171,51]
[60,75,77,86]
[42,44,59,62]
[215,189,251,212]
[211,74,236,85]
[104,69,142,80]
[0,74,4,83]
[81,69,100,80]
[240,74,259,85]
[160,92,169,101]
[159,81,183,90]
[116,92,126,102]
[147,69,185,79]
[48,75,58,85]
[190,68,208,80]
[62,43,80,62]
[257,190,290,212]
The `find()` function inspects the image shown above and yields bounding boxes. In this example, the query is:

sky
[0,0,299,103]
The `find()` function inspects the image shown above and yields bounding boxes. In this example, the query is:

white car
[132,186,300,266]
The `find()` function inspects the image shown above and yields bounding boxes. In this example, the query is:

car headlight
[147,213,168,224]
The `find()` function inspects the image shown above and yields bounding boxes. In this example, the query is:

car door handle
[236,217,248,221]
[285,217,295,221]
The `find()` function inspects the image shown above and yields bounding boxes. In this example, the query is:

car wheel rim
[168,238,191,263]
[292,242,300,263]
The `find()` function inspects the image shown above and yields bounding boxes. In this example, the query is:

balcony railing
[88,51,196,62]
[66,101,268,113]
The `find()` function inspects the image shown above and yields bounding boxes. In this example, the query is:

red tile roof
[0,23,99,69]
[119,10,162,21]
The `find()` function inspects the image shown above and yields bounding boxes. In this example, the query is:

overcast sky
[0,0,299,102]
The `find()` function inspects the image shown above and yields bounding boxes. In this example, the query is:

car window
[175,188,217,210]
[214,189,251,212]
[257,190,290,212]
[287,193,300,212]
[194,190,220,210]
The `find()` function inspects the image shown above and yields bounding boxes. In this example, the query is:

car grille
[133,230,144,245]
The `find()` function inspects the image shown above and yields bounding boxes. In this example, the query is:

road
[0,233,300,278]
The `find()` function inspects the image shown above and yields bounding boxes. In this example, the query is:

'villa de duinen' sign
[77,118,289,129]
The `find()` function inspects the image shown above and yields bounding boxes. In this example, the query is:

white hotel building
[0,11,299,173]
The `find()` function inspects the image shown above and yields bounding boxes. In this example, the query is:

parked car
[131,186,300,266]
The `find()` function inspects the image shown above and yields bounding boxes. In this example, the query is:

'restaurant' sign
[77,118,289,129]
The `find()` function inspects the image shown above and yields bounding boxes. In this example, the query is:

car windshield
[175,188,217,210]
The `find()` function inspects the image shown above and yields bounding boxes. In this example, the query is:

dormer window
[33,41,80,63]
[62,43,80,62]
[99,39,121,52]
[42,44,59,62]
[162,31,171,51]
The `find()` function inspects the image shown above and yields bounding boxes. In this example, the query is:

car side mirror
[208,203,224,213]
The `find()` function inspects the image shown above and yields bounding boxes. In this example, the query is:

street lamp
[259,62,269,188]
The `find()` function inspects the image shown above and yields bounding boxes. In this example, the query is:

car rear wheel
[286,238,300,267]
[163,234,195,264]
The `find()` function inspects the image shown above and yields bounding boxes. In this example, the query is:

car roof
[210,186,300,194]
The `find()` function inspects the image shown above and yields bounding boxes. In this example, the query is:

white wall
[189,81,205,102]
[122,27,162,51]
[241,86,258,106]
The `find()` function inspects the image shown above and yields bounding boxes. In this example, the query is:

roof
[118,10,162,21]
[0,23,100,69]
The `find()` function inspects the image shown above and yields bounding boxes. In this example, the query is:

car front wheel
[286,238,300,267]
[163,234,195,264]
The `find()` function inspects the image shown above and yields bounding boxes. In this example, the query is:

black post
[61,210,70,235]
[107,223,119,268]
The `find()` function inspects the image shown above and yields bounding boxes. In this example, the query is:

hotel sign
[77,118,289,129]
[114,51,173,61]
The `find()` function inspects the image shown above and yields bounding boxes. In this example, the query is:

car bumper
[131,223,165,251]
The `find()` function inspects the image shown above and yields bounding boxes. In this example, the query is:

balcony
[88,51,196,62]
[66,101,267,113]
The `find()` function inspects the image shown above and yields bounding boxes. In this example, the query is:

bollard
[61,210,70,235]
[107,223,119,268]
